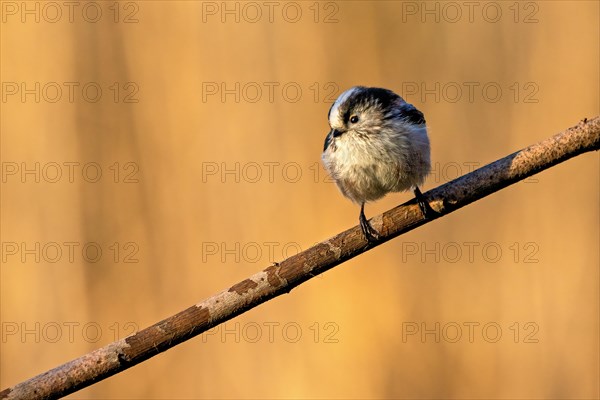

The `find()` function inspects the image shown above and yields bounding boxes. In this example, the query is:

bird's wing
[398,102,426,125]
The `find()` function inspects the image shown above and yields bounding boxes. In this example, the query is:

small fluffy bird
[322,86,436,242]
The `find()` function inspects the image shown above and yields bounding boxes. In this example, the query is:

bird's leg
[414,186,439,219]
[359,202,380,243]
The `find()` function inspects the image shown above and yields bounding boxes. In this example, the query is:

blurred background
[1,1,598,398]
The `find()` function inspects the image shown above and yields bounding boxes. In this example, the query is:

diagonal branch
[2,117,599,400]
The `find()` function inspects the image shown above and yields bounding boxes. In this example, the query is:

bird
[321,86,436,243]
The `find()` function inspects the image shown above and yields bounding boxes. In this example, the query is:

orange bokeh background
[1,1,598,398]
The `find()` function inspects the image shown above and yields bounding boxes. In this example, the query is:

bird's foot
[359,206,380,243]
[414,186,440,219]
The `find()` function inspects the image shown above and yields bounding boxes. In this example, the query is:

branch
[2,117,599,400]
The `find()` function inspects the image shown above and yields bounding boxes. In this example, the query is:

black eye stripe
[342,108,352,124]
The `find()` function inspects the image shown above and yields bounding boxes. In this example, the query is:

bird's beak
[332,129,343,137]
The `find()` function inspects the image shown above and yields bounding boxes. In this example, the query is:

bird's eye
[350,115,359,124]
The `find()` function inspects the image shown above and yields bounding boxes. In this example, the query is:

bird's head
[327,86,402,137]
[327,86,425,140]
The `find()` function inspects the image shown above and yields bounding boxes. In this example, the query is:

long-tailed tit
[322,86,437,242]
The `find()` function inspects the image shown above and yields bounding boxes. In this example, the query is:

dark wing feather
[398,102,426,125]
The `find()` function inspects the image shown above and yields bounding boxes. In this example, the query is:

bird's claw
[414,186,440,219]
[359,207,380,243]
